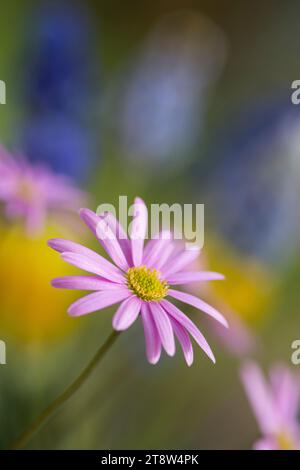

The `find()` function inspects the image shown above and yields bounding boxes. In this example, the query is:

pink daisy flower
[241,361,300,450]
[48,197,228,365]
[0,146,86,235]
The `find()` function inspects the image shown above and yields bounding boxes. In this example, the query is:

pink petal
[79,208,129,271]
[152,242,175,271]
[142,231,172,268]
[112,296,141,331]
[270,365,300,424]
[170,317,193,366]
[68,289,130,317]
[241,361,279,435]
[131,197,148,266]
[48,238,101,259]
[162,248,200,277]
[168,289,228,328]
[161,299,215,363]
[99,211,133,266]
[61,252,125,284]
[51,276,121,291]
[166,271,225,285]
[48,238,124,283]
[142,230,171,258]
[141,303,162,364]
[149,302,175,356]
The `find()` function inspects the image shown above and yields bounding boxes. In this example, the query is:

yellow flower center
[126,265,168,301]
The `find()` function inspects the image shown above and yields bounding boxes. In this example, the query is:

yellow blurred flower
[204,237,278,325]
[0,224,84,344]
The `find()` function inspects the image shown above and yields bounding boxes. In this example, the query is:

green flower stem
[10,330,120,450]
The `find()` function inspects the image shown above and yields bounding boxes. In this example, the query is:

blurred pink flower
[208,305,256,356]
[241,361,300,450]
[0,146,86,235]
[49,197,228,366]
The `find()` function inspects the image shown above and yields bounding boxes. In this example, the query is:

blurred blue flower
[202,99,300,265]
[19,1,98,181]
[118,12,227,173]
[22,114,94,179]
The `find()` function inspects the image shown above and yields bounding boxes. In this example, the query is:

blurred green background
[0,0,300,449]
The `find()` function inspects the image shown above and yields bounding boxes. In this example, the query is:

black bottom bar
[0,450,299,465]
